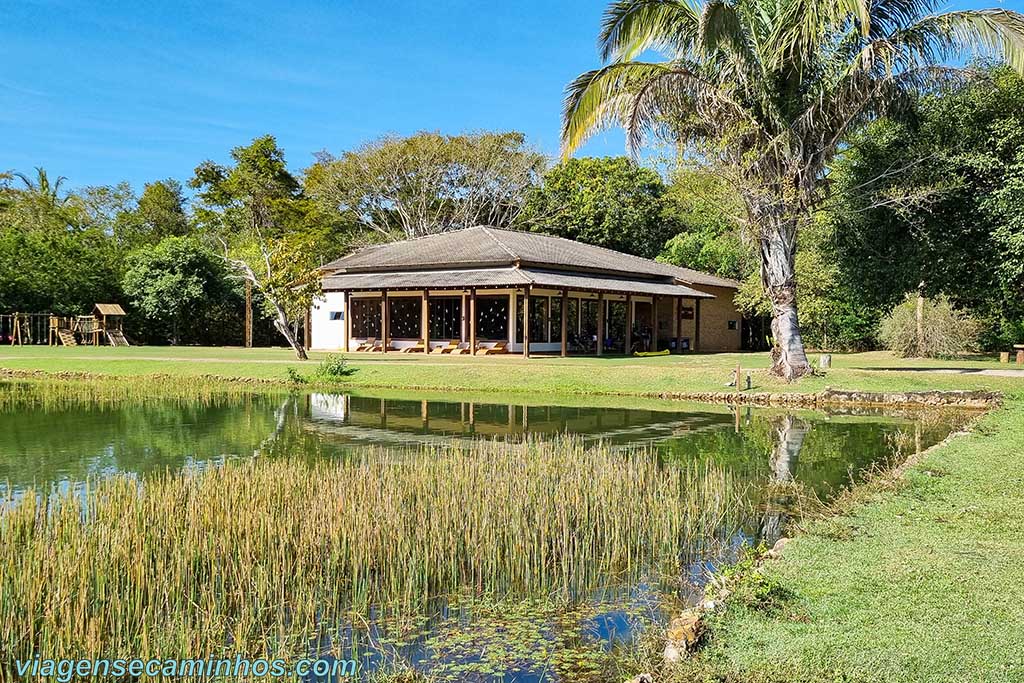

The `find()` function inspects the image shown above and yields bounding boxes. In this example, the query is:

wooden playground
[0,304,130,347]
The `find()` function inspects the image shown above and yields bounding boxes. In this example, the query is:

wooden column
[624,294,633,355]
[596,292,605,356]
[469,288,477,355]
[651,295,659,352]
[381,291,389,353]
[304,307,312,350]
[461,292,468,341]
[673,297,681,354]
[693,297,702,352]
[343,292,352,352]
[244,280,253,348]
[522,288,531,358]
[560,289,568,357]
[508,291,517,347]
[421,291,430,349]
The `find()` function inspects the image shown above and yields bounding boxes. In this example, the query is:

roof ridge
[476,226,520,261]
[486,225,670,267]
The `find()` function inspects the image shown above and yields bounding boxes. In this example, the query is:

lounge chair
[354,337,376,352]
[432,339,460,354]
[480,341,508,355]
[401,341,427,353]
[453,342,472,355]
[368,339,385,352]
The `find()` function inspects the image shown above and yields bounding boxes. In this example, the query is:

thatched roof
[322,226,740,289]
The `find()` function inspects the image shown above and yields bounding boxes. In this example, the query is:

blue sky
[1,1,629,192]
[3,0,1021,192]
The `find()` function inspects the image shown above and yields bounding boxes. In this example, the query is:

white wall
[310,292,347,351]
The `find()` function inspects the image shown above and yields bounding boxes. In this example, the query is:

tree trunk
[759,218,812,380]
[916,281,925,357]
[270,301,307,360]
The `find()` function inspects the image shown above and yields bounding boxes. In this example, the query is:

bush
[879,294,981,358]
[313,354,355,380]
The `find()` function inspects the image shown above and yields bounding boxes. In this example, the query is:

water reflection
[0,387,961,507]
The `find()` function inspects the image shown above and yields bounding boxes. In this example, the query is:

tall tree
[114,179,191,246]
[190,135,324,359]
[122,237,232,345]
[829,65,1024,348]
[521,156,672,259]
[658,165,752,280]
[306,131,546,240]
[562,0,1024,379]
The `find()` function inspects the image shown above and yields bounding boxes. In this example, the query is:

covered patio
[312,227,725,357]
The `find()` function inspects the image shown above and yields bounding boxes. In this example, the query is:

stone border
[642,387,1001,409]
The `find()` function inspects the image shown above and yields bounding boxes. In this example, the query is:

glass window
[329,311,343,321]
[389,297,421,339]
[550,296,562,344]
[530,296,548,343]
[607,301,627,353]
[351,298,381,338]
[429,297,462,341]
[581,300,598,338]
[476,296,508,340]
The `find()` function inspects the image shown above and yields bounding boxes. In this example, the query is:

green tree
[658,166,751,279]
[829,66,1024,348]
[122,237,231,345]
[562,0,1024,379]
[190,135,325,359]
[114,180,191,246]
[521,156,671,258]
[306,131,546,240]
[0,169,124,313]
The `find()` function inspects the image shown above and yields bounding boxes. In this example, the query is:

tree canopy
[306,131,546,240]
[522,156,672,259]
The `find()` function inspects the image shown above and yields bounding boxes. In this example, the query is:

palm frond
[699,0,745,55]
[598,0,702,61]
[904,9,1024,74]
[623,64,729,151]
[561,61,675,156]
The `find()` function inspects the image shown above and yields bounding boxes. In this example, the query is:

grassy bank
[650,398,1024,683]
[0,346,1020,398]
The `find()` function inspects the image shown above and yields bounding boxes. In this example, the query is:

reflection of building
[303,394,734,446]
[309,227,744,355]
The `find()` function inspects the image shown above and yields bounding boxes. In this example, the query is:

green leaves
[521,156,672,258]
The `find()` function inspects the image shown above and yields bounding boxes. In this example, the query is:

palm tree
[562,0,1024,379]
[14,167,68,207]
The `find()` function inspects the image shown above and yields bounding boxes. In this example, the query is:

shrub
[284,367,307,384]
[313,354,355,380]
[879,294,981,358]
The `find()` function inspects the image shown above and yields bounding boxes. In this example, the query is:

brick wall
[677,285,743,351]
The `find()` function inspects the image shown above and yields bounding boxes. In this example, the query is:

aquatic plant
[0,437,748,673]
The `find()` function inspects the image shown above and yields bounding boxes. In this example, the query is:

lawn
[682,400,1024,683]
[0,345,1020,398]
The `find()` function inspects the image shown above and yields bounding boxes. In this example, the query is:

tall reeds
[0,437,747,668]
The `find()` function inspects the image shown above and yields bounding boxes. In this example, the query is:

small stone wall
[644,387,1001,409]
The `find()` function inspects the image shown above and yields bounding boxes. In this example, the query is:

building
[309,226,744,355]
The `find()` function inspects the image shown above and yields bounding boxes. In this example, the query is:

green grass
[1,345,1021,398]
[650,401,1024,683]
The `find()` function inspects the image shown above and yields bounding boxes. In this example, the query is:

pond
[0,384,967,681]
